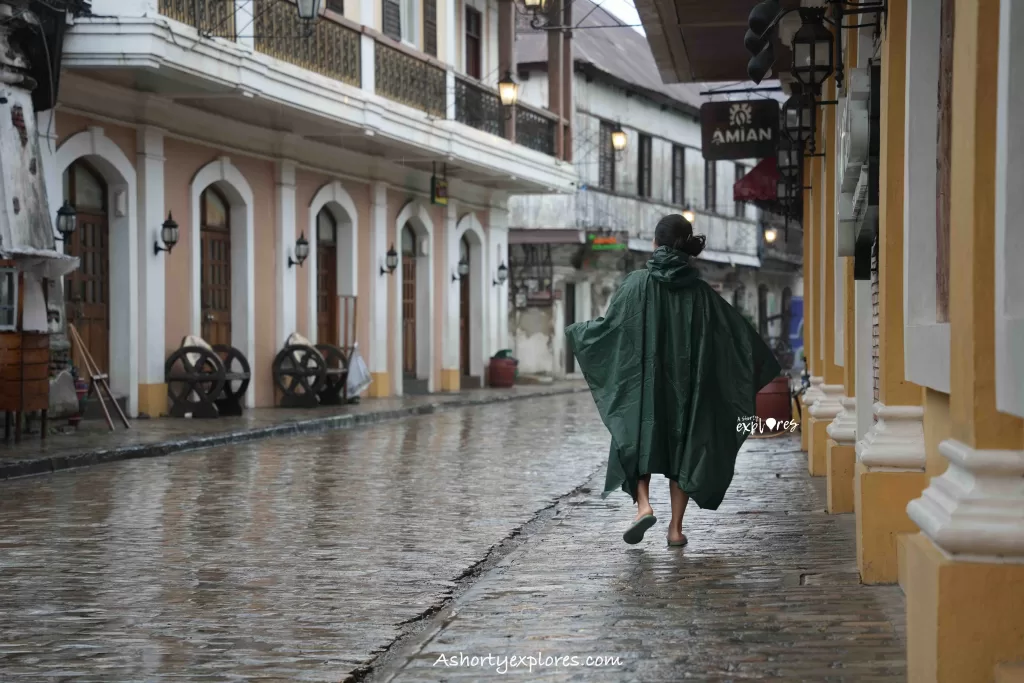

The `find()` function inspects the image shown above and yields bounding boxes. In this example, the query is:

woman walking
[565,214,780,546]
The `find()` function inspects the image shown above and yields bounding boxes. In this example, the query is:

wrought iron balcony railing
[158,0,236,39]
[515,104,557,157]
[253,0,360,86]
[454,76,503,138]
[374,40,446,118]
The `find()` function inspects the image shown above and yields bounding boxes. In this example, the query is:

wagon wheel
[273,344,327,407]
[164,345,226,418]
[316,344,351,405]
[212,344,251,416]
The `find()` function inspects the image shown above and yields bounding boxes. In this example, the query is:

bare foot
[634,504,654,522]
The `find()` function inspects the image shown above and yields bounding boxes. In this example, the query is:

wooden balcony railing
[515,104,557,156]
[454,76,503,138]
[374,40,446,117]
[254,0,360,86]
[158,0,236,39]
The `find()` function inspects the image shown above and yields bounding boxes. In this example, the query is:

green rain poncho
[565,247,781,510]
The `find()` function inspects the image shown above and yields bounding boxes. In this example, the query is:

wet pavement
[0,381,586,479]
[376,437,907,683]
[0,393,605,682]
[0,395,906,682]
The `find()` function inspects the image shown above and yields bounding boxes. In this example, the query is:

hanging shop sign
[700,100,780,161]
[431,162,448,206]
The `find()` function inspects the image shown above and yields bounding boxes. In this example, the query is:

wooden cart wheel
[212,344,251,402]
[165,345,226,418]
[272,344,327,407]
[315,344,351,405]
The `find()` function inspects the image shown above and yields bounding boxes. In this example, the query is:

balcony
[253,0,360,87]
[375,41,446,118]
[158,0,236,39]
[454,76,558,156]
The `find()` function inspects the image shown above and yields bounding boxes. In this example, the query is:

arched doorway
[459,235,471,379]
[316,207,338,346]
[200,186,232,345]
[401,223,417,380]
[63,160,110,375]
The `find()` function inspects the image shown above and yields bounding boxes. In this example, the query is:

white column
[275,161,297,349]
[369,182,389,376]
[37,111,60,232]
[444,201,459,372]
[489,205,510,354]
[136,126,167,387]
[855,279,874,440]
[360,35,376,96]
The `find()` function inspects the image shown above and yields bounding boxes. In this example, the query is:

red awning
[734,157,780,202]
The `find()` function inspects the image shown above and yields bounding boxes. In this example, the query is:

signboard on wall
[431,175,448,205]
[700,100,780,161]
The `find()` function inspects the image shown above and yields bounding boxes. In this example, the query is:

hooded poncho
[565,247,781,510]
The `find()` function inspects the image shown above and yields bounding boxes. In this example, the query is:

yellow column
[808,89,844,477]
[904,0,1024,679]
[800,180,817,452]
[852,0,927,585]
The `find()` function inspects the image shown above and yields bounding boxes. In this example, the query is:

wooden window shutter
[382,0,401,41]
[424,0,438,56]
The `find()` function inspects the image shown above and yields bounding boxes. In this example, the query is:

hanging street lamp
[296,0,323,21]
[791,8,834,94]
[55,201,77,242]
[611,124,627,152]
[154,212,180,255]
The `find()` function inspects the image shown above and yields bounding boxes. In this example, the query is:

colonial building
[506,0,803,378]
[36,0,579,415]
[637,0,1024,679]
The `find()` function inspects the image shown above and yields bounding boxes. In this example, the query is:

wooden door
[63,161,110,375]
[316,208,338,346]
[401,224,417,377]
[564,282,576,375]
[200,187,232,346]
[459,236,471,377]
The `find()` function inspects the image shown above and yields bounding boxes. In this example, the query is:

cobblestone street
[0,394,906,682]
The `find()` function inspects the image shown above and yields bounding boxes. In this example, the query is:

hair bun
[682,233,706,257]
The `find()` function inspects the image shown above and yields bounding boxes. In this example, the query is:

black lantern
[452,256,470,282]
[493,261,508,286]
[791,8,834,93]
[498,71,519,108]
[777,138,801,180]
[776,179,794,205]
[154,212,179,255]
[55,200,76,241]
[289,233,310,268]
[611,124,627,152]
[763,226,779,244]
[296,0,323,20]
[381,244,398,276]
[782,90,814,149]
[682,207,696,225]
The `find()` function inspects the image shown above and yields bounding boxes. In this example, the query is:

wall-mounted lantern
[611,124,627,152]
[289,233,310,268]
[791,8,834,94]
[682,207,696,224]
[153,212,179,255]
[380,244,398,276]
[764,226,779,244]
[296,0,323,21]
[493,261,508,286]
[451,256,470,283]
[498,71,519,117]
[55,201,76,242]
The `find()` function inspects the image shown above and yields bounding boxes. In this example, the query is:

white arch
[307,181,359,346]
[56,126,139,417]
[454,212,488,383]
[190,157,256,408]
[393,200,435,395]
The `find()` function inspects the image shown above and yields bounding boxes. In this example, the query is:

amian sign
[700,100,780,161]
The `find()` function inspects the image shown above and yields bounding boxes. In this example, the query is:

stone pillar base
[137,383,168,418]
[904,532,1024,683]
[826,441,856,513]
[440,369,460,392]
[800,376,825,453]
[808,384,843,476]
[854,463,927,584]
[368,372,390,398]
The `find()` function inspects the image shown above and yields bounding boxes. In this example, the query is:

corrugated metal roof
[515,0,706,112]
